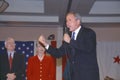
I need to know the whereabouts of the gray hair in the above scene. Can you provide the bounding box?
[4,37,15,45]
[74,13,82,22]
[67,12,82,23]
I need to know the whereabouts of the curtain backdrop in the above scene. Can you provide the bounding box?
[97,42,120,80]
[51,40,57,80]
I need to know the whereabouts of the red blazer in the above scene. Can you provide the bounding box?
[26,55,56,80]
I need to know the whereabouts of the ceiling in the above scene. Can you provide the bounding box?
[0,0,120,27]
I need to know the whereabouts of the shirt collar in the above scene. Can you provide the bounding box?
[72,26,81,40]
[37,54,45,61]
[8,51,14,58]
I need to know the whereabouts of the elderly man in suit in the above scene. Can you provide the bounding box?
[0,37,25,80]
[39,12,99,80]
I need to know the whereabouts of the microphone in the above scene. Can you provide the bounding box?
[39,41,45,48]
[64,27,69,34]
[64,27,72,39]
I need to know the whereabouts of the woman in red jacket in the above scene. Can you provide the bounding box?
[26,42,56,80]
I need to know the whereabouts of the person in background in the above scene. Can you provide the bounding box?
[0,37,25,80]
[39,12,100,80]
[26,41,55,80]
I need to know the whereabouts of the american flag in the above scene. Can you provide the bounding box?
[0,41,34,80]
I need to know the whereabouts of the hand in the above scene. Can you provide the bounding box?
[6,73,16,80]
[38,35,48,47]
[63,33,70,43]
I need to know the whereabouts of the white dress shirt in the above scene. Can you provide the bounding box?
[71,26,81,40]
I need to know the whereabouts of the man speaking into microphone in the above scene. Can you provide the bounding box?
[39,12,99,80]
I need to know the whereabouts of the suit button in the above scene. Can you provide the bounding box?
[40,71,42,73]
[40,67,42,69]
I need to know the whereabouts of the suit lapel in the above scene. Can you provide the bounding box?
[4,53,11,72]
[10,52,16,71]
[76,26,84,40]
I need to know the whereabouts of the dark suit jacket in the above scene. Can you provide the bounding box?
[46,26,99,80]
[0,51,25,80]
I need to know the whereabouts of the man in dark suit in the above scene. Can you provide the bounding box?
[39,12,99,80]
[0,37,25,80]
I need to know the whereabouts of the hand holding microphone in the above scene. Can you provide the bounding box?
[64,33,70,43]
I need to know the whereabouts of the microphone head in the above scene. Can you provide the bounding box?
[38,42,45,48]
[65,27,69,33]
